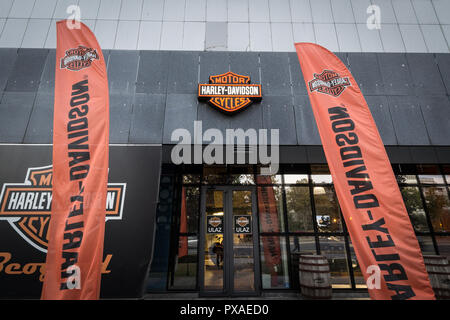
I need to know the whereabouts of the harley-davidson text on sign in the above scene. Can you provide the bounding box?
[198,71,262,113]
[234,215,251,234]
[207,216,223,234]
[0,165,126,253]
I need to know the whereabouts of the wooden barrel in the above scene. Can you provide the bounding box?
[299,254,332,299]
[423,255,450,300]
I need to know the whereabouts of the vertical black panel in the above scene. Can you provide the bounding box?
[377,53,414,96]
[261,95,297,145]
[293,95,321,145]
[23,92,53,143]
[365,95,397,145]
[163,94,198,144]
[109,93,134,144]
[197,102,231,138]
[0,92,36,142]
[418,95,450,146]
[167,51,200,94]
[229,52,260,83]
[136,51,170,94]
[347,53,384,95]
[5,49,48,92]
[0,49,18,92]
[388,95,430,145]
[129,93,166,143]
[406,53,446,96]
[199,51,230,84]
[260,52,291,96]
[436,54,450,96]
[288,52,307,96]
[107,50,139,94]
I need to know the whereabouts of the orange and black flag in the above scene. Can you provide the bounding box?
[41,20,109,300]
[295,43,435,300]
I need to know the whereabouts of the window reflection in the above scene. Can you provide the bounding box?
[400,186,429,232]
[168,235,198,290]
[347,238,366,289]
[284,174,308,184]
[181,187,200,234]
[311,165,333,184]
[257,185,285,233]
[260,236,289,289]
[285,186,313,232]
[417,165,445,184]
[314,186,342,232]
[319,236,351,289]
[416,236,436,256]
[436,236,450,261]
[422,186,450,232]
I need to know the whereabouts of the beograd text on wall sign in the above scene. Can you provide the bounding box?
[198,71,262,113]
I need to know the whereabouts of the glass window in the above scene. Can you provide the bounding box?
[180,186,200,234]
[436,236,450,261]
[400,186,429,232]
[311,165,333,184]
[417,165,445,184]
[285,186,314,232]
[202,166,227,184]
[256,174,282,184]
[284,174,308,184]
[257,186,285,232]
[229,174,255,185]
[289,236,316,255]
[168,235,198,290]
[260,236,290,289]
[347,238,366,289]
[319,236,351,289]
[416,236,436,256]
[182,174,201,184]
[396,174,418,184]
[443,165,450,185]
[314,186,342,232]
[422,186,450,232]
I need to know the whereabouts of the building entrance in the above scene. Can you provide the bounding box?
[199,186,261,296]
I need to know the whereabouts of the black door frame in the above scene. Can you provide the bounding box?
[198,185,261,297]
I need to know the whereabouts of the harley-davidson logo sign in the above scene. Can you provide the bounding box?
[0,165,126,252]
[198,71,262,113]
[60,45,99,71]
[308,69,351,97]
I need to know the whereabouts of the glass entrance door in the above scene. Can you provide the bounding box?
[200,187,260,296]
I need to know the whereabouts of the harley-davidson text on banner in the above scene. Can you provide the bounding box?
[41,20,109,300]
[294,43,435,300]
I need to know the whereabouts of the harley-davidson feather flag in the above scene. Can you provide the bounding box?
[41,20,109,300]
[295,43,434,300]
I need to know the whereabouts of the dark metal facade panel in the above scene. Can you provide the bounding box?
[23,92,53,143]
[288,52,307,96]
[197,102,231,137]
[377,53,414,96]
[109,93,134,144]
[130,93,166,143]
[0,49,18,93]
[418,95,450,146]
[167,51,200,94]
[293,95,321,145]
[38,50,56,93]
[199,51,230,84]
[347,53,385,96]
[406,53,447,96]
[5,49,48,92]
[136,50,170,94]
[163,94,198,144]
[261,95,297,145]
[259,52,291,96]
[0,92,36,142]
[436,53,450,96]
[365,95,397,145]
[229,52,261,84]
[107,50,139,94]
[388,95,431,145]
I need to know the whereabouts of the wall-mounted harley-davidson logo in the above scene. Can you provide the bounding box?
[0,165,126,253]
[198,71,262,113]
[308,69,351,97]
[60,45,99,71]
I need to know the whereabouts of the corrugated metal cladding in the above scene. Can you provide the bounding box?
[0,48,449,155]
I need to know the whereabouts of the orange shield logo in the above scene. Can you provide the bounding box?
[0,165,126,252]
[198,71,262,113]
